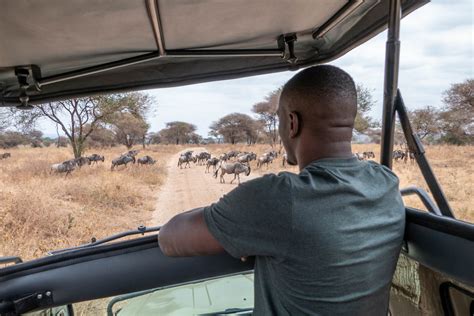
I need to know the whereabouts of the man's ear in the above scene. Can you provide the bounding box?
[289,111,300,138]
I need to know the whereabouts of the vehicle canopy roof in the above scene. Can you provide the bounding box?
[0,0,427,107]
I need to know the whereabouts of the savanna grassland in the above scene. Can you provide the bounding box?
[206,143,474,223]
[0,143,472,263]
[0,145,181,261]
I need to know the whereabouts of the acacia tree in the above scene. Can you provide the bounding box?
[32,93,151,157]
[110,113,149,149]
[439,79,473,144]
[408,106,440,141]
[210,113,258,144]
[159,121,198,144]
[354,84,376,133]
[252,88,281,144]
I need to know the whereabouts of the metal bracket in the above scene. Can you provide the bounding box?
[1,291,54,315]
[280,33,298,64]
[14,65,41,110]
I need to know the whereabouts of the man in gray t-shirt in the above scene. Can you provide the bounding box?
[159,65,405,315]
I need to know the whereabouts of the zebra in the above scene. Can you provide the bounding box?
[111,155,135,170]
[213,162,251,184]
[87,154,105,165]
[137,155,156,165]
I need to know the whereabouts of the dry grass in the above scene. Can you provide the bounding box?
[0,145,178,261]
[0,143,472,262]
[206,143,474,223]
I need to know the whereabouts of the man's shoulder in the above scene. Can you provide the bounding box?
[234,172,294,195]
[365,160,400,181]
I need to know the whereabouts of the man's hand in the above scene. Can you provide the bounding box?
[158,208,225,257]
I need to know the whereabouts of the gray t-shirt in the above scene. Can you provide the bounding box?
[204,157,405,315]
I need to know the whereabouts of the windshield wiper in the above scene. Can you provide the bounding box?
[49,225,161,255]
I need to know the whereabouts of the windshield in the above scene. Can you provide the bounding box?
[0,1,472,314]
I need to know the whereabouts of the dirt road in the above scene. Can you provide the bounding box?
[151,148,258,225]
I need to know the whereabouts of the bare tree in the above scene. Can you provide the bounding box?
[31,93,151,157]
[252,88,281,144]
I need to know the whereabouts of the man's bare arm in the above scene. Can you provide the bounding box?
[158,207,225,257]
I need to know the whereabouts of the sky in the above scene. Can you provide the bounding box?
[40,0,473,138]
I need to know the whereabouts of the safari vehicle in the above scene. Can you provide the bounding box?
[0,0,473,315]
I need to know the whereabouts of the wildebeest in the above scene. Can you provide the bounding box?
[214,162,251,184]
[88,154,105,165]
[137,155,156,165]
[0,153,11,159]
[182,150,193,158]
[219,153,229,161]
[121,150,139,158]
[393,150,405,162]
[75,156,91,167]
[196,152,211,165]
[111,155,135,170]
[205,157,220,173]
[226,150,241,159]
[237,152,256,164]
[363,151,375,159]
[50,160,76,176]
[178,154,196,169]
[257,154,274,168]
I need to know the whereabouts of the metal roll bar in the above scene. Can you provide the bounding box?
[380,0,401,169]
[400,186,441,215]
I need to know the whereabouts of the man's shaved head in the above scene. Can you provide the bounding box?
[278,65,357,167]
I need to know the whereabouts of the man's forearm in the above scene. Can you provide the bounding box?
[158,208,224,257]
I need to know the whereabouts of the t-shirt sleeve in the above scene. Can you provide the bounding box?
[203,173,293,259]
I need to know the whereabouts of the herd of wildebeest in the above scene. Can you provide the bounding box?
[175,148,414,185]
[0,148,415,181]
[0,150,156,176]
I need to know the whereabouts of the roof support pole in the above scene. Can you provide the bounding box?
[380,0,401,169]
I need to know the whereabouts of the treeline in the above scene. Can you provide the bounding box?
[403,79,473,145]
[1,79,471,151]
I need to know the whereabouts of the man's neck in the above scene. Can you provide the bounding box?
[296,139,353,171]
